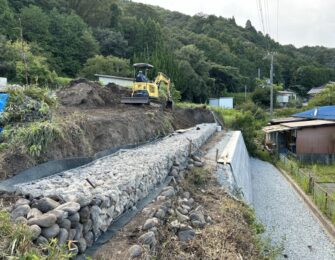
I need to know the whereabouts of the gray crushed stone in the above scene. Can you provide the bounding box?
[251,158,335,260]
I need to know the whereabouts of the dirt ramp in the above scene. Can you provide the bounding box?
[57,78,131,108]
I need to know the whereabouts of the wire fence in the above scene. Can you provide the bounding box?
[280,154,335,224]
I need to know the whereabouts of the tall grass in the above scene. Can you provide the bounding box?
[2,121,63,157]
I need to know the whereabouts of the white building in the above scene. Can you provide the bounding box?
[0,77,7,92]
[277,90,297,106]
[209,97,234,109]
[95,74,133,87]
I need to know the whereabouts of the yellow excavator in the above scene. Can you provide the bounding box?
[121,63,173,109]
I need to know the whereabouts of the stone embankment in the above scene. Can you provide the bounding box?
[9,123,217,255]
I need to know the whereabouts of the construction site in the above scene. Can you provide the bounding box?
[1,0,335,258]
[0,78,333,260]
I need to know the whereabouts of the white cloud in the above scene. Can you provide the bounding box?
[134,0,335,48]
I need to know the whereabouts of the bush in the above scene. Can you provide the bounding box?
[2,121,63,157]
[80,55,131,79]
[0,86,57,125]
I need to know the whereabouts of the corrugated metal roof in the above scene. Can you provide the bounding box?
[263,125,291,133]
[281,120,335,128]
[292,106,335,121]
[270,117,307,124]
[307,81,334,95]
[95,74,133,81]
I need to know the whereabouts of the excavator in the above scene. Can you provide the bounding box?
[121,63,173,109]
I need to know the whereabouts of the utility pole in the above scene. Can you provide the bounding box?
[19,18,28,85]
[258,68,261,79]
[270,53,274,118]
[244,85,247,101]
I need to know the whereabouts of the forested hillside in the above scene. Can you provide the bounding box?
[1,0,335,102]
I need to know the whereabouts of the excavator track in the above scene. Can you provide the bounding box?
[120,96,150,105]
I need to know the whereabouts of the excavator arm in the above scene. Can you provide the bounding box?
[154,72,173,109]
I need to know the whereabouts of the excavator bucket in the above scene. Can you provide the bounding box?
[121,96,150,105]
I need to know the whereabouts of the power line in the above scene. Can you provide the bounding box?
[265,0,272,36]
[276,0,279,42]
[257,0,266,35]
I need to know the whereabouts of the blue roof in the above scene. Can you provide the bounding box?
[292,106,335,121]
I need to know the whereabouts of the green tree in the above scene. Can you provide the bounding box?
[80,55,131,79]
[0,0,16,39]
[175,45,211,102]
[309,83,335,106]
[5,40,56,85]
[20,5,50,46]
[93,28,128,57]
[48,10,98,76]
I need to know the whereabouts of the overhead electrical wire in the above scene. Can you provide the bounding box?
[257,0,266,35]
[264,0,272,36]
[276,0,279,42]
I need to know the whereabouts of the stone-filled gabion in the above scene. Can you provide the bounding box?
[11,124,217,255]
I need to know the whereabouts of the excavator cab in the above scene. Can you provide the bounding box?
[121,63,173,109]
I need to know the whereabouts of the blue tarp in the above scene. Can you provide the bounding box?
[0,93,9,133]
[292,105,335,121]
[0,93,9,112]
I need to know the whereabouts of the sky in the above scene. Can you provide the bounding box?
[134,0,335,48]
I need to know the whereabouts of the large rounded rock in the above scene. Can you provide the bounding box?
[29,225,41,240]
[83,219,93,234]
[57,228,68,246]
[154,209,166,220]
[84,231,94,247]
[189,211,206,225]
[27,208,42,220]
[14,198,30,208]
[138,231,156,247]
[36,236,48,245]
[11,204,30,220]
[178,227,195,241]
[161,187,175,197]
[28,214,57,228]
[41,224,60,239]
[34,198,60,213]
[68,229,76,241]
[59,218,71,230]
[77,238,87,253]
[128,244,142,258]
[74,223,83,241]
[49,210,68,223]
[79,206,90,222]
[15,216,28,224]
[143,218,159,231]
[69,212,80,227]
[176,210,189,222]
[55,202,80,215]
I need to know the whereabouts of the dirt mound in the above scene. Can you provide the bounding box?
[172,107,215,129]
[57,78,131,108]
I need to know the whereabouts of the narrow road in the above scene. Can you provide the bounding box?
[251,158,335,260]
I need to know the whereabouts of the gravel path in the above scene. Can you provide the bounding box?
[251,158,335,260]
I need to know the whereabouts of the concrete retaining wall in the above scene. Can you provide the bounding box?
[11,123,217,254]
[218,131,252,203]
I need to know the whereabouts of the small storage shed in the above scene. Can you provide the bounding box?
[95,74,133,87]
[209,97,233,109]
[263,106,335,164]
